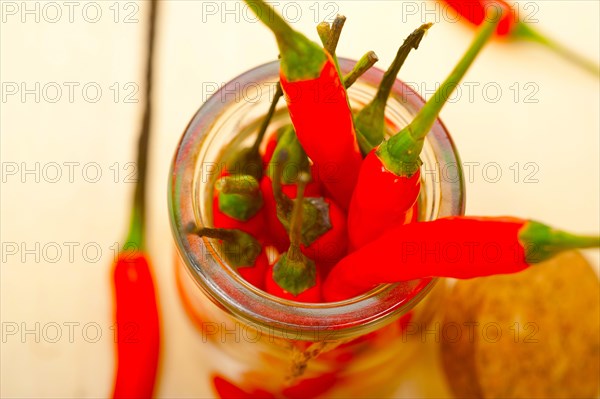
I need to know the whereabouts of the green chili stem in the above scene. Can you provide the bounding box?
[187,224,262,268]
[287,173,309,262]
[326,15,345,77]
[251,83,283,154]
[380,10,499,176]
[519,221,600,264]
[246,0,294,43]
[354,23,431,156]
[343,51,379,89]
[124,0,158,251]
[325,15,345,55]
[317,22,331,46]
[408,11,499,141]
[512,21,599,77]
[272,172,316,296]
[187,225,236,242]
[374,23,432,105]
[244,0,326,80]
[272,150,294,215]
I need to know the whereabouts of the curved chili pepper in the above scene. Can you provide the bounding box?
[213,175,266,240]
[112,252,160,399]
[187,225,269,289]
[324,217,600,302]
[348,11,500,250]
[354,23,432,155]
[245,0,362,210]
[265,173,322,302]
[441,0,599,75]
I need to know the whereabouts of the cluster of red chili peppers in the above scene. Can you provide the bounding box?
[184,0,600,310]
[175,2,600,398]
[107,1,598,398]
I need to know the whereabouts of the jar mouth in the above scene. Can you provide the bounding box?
[169,58,465,339]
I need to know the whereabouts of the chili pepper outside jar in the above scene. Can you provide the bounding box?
[169,58,465,398]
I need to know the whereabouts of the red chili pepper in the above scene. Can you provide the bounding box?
[112,2,160,397]
[187,225,268,290]
[245,0,362,211]
[112,252,160,399]
[301,196,347,276]
[354,23,432,155]
[441,0,599,75]
[265,172,322,302]
[410,203,419,223]
[444,0,514,35]
[213,175,266,240]
[348,12,500,250]
[324,217,600,302]
[281,54,361,211]
[348,154,421,250]
[342,50,380,89]
[238,251,270,290]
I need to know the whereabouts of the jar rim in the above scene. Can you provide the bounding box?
[168,58,465,340]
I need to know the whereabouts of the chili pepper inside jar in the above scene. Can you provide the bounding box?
[168,59,465,398]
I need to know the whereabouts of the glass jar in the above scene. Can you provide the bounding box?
[168,58,465,398]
